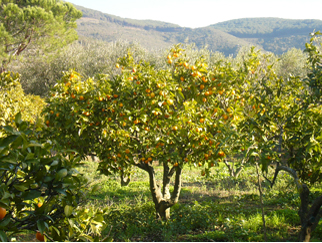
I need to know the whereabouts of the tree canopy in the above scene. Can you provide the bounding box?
[0,0,82,72]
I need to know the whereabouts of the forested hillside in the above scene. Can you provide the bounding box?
[74,4,322,55]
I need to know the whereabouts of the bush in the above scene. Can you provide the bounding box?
[0,115,108,241]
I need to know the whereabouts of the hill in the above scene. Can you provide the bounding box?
[74,4,322,55]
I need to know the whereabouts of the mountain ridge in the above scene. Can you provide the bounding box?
[73,4,322,55]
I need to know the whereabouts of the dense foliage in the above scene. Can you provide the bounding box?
[0,71,45,137]
[0,0,82,72]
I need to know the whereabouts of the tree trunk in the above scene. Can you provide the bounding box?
[120,171,131,187]
[256,163,267,241]
[298,194,322,242]
[138,162,182,220]
[270,166,322,242]
[156,202,171,220]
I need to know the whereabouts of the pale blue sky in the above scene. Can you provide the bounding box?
[66,0,322,28]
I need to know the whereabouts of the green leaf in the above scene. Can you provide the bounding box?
[15,112,22,126]
[0,230,8,242]
[2,126,16,135]
[13,184,28,192]
[0,135,18,150]
[27,141,43,148]
[93,214,104,223]
[64,205,73,217]
[56,168,68,180]
[0,216,10,227]
[25,153,35,160]
[54,188,67,196]
[24,190,42,200]
[37,220,46,234]
[1,192,13,200]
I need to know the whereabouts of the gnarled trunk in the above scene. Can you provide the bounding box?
[298,192,322,242]
[270,165,322,242]
[138,162,182,220]
[120,171,131,187]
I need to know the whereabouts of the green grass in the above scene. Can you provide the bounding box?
[75,160,322,242]
[19,160,322,241]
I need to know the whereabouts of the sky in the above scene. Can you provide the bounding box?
[66,0,322,28]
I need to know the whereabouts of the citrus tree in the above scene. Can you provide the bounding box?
[0,71,45,137]
[231,34,322,241]
[0,114,107,241]
[43,44,246,220]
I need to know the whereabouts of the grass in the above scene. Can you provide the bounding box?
[19,160,322,242]
[76,160,322,242]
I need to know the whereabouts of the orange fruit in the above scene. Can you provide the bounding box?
[218,151,225,157]
[36,232,45,242]
[167,99,174,105]
[115,63,120,68]
[37,203,43,208]
[45,120,50,125]
[180,76,185,82]
[79,96,84,100]
[134,119,140,125]
[0,207,6,220]
[174,162,179,167]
